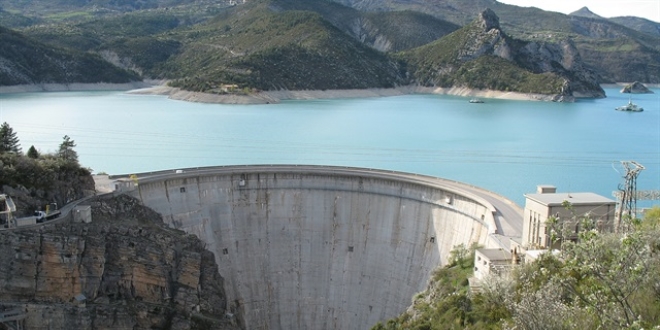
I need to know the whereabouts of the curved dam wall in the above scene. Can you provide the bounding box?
[129,166,497,330]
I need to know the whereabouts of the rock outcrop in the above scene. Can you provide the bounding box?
[621,81,654,94]
[404,9,605,101]
[0,194,241,330]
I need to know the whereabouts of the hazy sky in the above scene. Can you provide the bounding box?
[498,0,660,22]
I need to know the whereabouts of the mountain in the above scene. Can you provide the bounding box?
[401,9,604,100]
[264,0,460,52]
[0,26,140,86]
[609,16,660,37]
[161,1,409,92]
[329,0,660,84]
[569,7,602,20]
[2,0,658,94]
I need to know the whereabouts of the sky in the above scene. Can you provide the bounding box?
[498,0,660,22]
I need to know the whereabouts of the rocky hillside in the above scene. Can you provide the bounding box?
[0,194,242,330]
[401,9,604,100]
[263,0,460,52]
[0,26,140,86]
[329,0,660,84]
[165,2,409,92]
[2,0,658,93]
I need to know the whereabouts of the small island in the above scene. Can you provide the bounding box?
[621,81,654,94]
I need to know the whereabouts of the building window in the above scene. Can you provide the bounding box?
[348,246,354,252]
[429,236,435,243]
[222,248,228,255]
[180,187,186,193]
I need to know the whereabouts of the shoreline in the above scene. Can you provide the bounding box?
[3,81,655,104]
[0,81,154,94]
[127,84,558,104]
[0,81,557,103]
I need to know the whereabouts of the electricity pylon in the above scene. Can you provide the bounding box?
[615,161,645,231]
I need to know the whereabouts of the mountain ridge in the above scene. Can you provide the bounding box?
[1,0,656,99]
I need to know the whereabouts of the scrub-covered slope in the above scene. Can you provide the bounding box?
[0,26,139,86]
[401,9,604,100]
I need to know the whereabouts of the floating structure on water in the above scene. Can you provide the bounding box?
[615,98,643,112]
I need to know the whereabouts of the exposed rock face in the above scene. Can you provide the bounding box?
[515,38,604,100]
[0,194,241,330]
[621,81,654,94]
[478,8,499,32]
[457,10,604,99]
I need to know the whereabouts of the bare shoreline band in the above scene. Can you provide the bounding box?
[1,82,651,104]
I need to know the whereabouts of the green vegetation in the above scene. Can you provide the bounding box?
[4,0,658,92]
[0,122,21,154]
[400,17,566,94]
[361,11,460,52]
[452,56,564,94]
[372,209,660,330]
[58,135,78,163]
[0,26,140,85]
[372,243,509,330]
[0,8,41,28]
[165,6,408,92]
[0,123,91,215]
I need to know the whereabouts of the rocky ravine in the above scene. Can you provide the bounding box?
[0,194,242,330]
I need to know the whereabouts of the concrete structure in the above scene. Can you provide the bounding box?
[0,194,16,228]
[126,165,522,330]
[522,185,616,250]
[15,217,37,227]
[473,248,513,281]
[73,205,92,223]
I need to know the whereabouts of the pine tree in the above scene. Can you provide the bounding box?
[27,145,40,159]
[0,122,21,154]
[58,135,78,163]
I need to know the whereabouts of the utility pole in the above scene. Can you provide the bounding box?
[616,160,645,231]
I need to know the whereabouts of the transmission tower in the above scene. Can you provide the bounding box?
[616,160,645,229]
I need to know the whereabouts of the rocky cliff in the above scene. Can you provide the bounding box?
[402,9,605,100]
[0,194,241,330]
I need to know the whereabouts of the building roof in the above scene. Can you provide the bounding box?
[524,192,616,206]
[476,248,511,261]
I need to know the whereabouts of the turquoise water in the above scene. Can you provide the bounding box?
[1,88,658,207]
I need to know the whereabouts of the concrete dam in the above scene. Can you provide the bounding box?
[126,165,519,329]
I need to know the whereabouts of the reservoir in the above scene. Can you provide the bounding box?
[0,87,658,207]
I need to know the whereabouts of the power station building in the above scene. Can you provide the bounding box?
[521,185,616,250]
[472,185,617,284]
